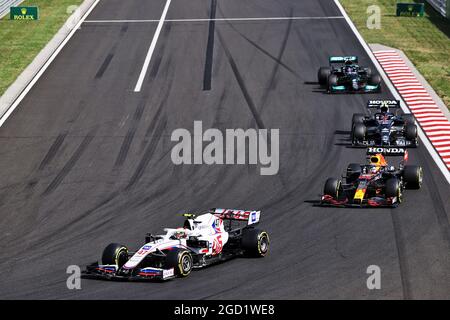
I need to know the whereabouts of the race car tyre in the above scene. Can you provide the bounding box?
[324,178,342,199]
[328,74,338,92]
[318,67,331,86]
[352,123,366,142]
[352,113,365,126]
[402,114,415,126]
[346,163,361,183]
[405,124,417,140]
[102,243,129,268]
[365,67,372,78]
[242,228,270,257]
[403,165,423,189]
[351,114,365,140]
[369,74,381,86]
[165,249,193,277]
[385,178,402,203]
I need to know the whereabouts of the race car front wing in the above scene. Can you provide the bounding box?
[319,194,399,208]
[329,84,381,94]
[82,263,176,281]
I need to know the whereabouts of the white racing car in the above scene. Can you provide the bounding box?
[83,208,270,281]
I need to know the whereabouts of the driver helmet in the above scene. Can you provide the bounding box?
[380,106,389,114]
[173,229,187,239]
[344,60,355,72]
[369,153,387,168]
[345,59,353,66]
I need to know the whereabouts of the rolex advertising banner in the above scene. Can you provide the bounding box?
[10,6,38,20]
[396,3,425,16]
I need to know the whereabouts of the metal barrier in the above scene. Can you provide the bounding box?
[426,0,450,18]
[0,0,24,19]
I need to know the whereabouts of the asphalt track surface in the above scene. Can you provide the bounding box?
[0,0,449,299]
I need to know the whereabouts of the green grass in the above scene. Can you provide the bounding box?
[0,0,83,96]
[340,0,450,109]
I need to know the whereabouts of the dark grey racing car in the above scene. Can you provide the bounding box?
[351,100,418,148]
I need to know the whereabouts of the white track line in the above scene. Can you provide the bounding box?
[133,0,172,93]
[0,0,101,128]
[334,0,450,184]
[84,16,345,24]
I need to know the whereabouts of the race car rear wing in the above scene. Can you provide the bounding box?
[367,147,409,168]
[367,147,407,156]
[211,208,260,226]
[367,100,400,109]
[329,56,358,64]
[367,147,409,164]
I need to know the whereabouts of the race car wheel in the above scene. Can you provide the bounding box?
[328,74,338,92]
[402,114,415,126]
[352,113,365,126]
[403,165,423,189]
[242,228,270,257]
[352,123,366,143]
[346,163,361,183]
[324,178,342,199]
[365,67,372,77]
[102,243,129,268]
[369,74,381,86]
[405,124,417,140]
[318,67,331,86]
[385,178,402,203]
[165,249,193,277]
